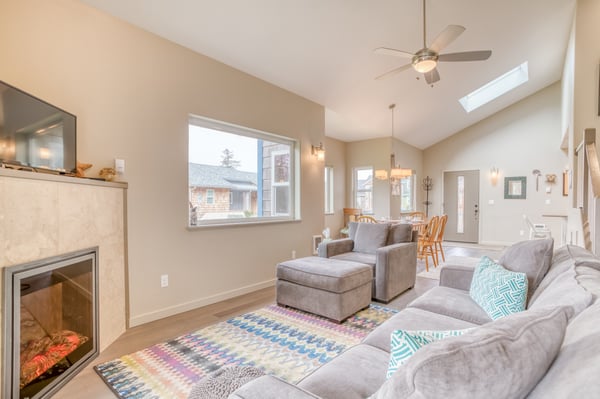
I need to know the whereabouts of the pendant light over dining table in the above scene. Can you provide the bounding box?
[375,104,412,182]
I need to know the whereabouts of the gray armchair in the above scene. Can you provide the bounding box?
[318,222,417,302]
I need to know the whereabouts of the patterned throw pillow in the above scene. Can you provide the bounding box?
[470,256,528,320]
[387,329,470,378]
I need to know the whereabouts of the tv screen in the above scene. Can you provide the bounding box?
[0,80,76,173]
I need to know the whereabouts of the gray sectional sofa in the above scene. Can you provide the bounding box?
[230,241,600,399]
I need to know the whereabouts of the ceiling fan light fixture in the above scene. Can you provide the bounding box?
[413,58,437,73]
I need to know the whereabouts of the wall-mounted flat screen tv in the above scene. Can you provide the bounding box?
[0,80,76,173]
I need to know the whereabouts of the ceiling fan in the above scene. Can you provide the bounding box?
[374,0,492,85]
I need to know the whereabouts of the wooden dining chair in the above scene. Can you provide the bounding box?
[434,214,448,263]
[357,215,378,223]
[417,216,439,272]
[409,211,426,221]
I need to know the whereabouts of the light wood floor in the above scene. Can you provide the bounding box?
[54,243,502,399]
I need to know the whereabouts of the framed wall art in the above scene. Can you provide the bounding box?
[504,176,527,199]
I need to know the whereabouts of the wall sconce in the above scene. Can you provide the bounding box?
[545,174,556,193]
[490,167,499,185]
[311,143,325,161]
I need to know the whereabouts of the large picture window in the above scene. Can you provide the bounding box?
[188,115,298,226]
[353,167,373,214]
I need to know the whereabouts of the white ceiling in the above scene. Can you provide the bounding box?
[80,0,575,149]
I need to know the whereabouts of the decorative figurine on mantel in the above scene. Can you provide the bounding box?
[99,167,116,181]
[76,162,92,177]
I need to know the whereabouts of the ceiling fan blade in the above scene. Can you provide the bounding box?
[375,63,413,80]
[374,47,415,58]
[424,68,440,85]
[438,50,492,62]
[429,25,465,53]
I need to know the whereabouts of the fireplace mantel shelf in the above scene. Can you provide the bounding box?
[0,167,128,189]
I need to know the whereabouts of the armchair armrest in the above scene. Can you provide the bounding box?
[374,242,417,302]
[229,375,321,399]
[318,238,354,258]
[439,264,476,291]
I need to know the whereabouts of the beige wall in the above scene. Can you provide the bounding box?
[0,0,326,326]
[424,82,568,245]
[324,137,346,238]
[346,137,423,220]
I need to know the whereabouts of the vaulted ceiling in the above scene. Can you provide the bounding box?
[80,0,575,149]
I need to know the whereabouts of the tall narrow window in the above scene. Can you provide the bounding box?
[354,167,373,214]
[400,173,415,212]
[324,166,334,214]
[457,175,465,234]
[188,115,298,226]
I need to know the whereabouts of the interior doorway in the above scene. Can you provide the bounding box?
[443,170,480,243]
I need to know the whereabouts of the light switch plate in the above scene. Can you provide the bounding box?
[115,158,125,174]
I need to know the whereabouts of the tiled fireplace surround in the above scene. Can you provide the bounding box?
[0,168,127,394]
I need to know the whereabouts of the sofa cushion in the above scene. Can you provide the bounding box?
[348,221,359,241]
[386,223,413,245]
[387,329,470,378]
[527,302,600,398]
[528,267,592,316]
[298,344,388,399]
[469,256,528,320]
[277,257,372,293]
[370,306,572,399]
[498,238,553,300]
[408,286,492,325]
[363,307,478,352]
[353,223,390,254]
[330,252,376,267]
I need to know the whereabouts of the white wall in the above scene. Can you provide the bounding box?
[0,0,326,326]
[424,83,569,245]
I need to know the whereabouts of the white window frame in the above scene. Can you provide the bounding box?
[188,114,300,227]
[271,150,291,216]
[324,166,334,215]
[206,189,215,205]
[400,174,416,213]
[353,166,373,214]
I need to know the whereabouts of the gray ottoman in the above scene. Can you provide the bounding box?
[276,256,373,322]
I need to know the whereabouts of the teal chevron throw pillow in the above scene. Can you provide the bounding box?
[387,329,470,379]
[470,256,528,320]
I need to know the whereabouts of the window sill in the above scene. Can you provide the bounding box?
[187,218,302,230]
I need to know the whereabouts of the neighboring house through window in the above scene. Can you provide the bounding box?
[188,115,298,226]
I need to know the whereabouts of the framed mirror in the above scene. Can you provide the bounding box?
[504,176,526,199]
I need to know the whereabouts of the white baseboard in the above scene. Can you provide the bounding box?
[129,278,276,327]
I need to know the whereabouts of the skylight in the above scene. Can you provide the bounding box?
[459,62,529,113]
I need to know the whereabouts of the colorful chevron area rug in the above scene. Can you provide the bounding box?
[95,304,397,399]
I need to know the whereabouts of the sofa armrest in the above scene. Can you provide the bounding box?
[374,242,418,302]
[228,375,321,399]
[318,238,354,258]
[439,264,476,291]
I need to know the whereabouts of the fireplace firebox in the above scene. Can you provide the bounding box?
[3,248,99,399]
